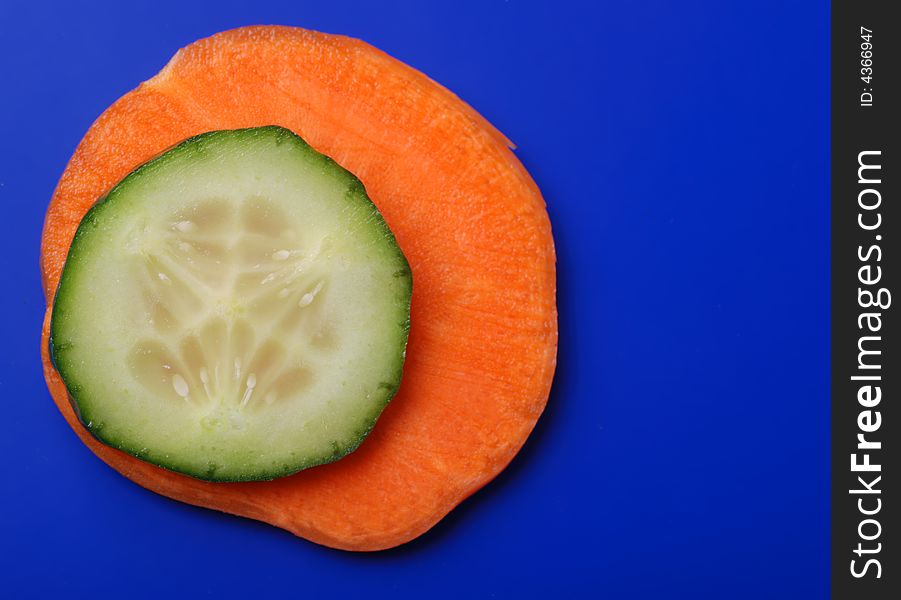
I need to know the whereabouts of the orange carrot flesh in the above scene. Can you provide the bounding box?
[40,26,557,551]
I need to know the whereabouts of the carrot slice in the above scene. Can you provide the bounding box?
[40,26,556,551]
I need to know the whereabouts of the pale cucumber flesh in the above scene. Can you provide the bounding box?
[50,127,412,482]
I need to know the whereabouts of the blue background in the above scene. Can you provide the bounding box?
[0,1,830,597]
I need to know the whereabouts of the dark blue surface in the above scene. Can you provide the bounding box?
[0,1,829,597]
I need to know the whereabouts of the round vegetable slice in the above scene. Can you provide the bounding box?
[50,126,412,482]
[41,26,557,551]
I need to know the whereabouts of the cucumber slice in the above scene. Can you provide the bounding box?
[50,127,412,482]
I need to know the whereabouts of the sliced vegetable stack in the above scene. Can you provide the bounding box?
[41,25,557,551]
